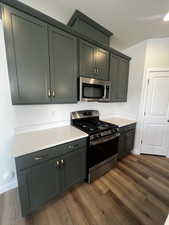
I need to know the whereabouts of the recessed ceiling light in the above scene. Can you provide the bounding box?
[163,12,169,21]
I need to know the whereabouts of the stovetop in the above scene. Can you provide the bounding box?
[72,118,118,135]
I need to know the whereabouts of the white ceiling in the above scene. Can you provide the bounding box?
[20,0,169,50]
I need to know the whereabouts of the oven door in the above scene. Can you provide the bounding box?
[88,136,119,169]
[79,77,110,102]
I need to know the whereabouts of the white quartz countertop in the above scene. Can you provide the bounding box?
[165,215,169,225]
[102,117,136,127]
[12,126,88,158]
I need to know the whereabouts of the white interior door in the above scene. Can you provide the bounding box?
[141,71,169,156]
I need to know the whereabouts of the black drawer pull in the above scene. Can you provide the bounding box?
[34,154,48,161]
[68,144,79,150]
[73,144,79,148]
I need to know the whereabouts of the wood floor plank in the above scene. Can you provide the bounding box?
[1,154,169,225]
[110,169,167,224]
[112,167,169,215]
[118,160,169,206]
[108,171,165,225]
[148,156,169,170]
[83,184,121,225]
[101,173,155,225]
[90,183,141,225]
[50,196,74,225]
[138,155,169,179]
[63,191,90,225]
[93,179,109,194]
[124,156,169,189]
[72,183,114,225]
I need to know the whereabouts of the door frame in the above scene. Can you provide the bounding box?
[137,68,169,158]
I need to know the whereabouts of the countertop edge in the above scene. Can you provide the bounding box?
[102,117,136,127]
[13,134,88,158]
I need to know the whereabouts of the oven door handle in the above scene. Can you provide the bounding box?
[90,134,120,146]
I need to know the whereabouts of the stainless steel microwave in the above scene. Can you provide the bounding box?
[79,77,111,102]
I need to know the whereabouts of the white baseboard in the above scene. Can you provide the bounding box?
[132,148,140,155]
[0,179,17,195]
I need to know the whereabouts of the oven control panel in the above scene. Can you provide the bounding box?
[90,127,120,142]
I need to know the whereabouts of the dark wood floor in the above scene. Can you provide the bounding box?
[1,154,169,225]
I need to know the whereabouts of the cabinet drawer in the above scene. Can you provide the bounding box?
[119,123,136,133]
[15,138,87,171]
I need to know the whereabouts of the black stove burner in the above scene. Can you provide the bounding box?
[73,118,117,134]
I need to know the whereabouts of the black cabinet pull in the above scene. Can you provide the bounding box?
[34,154,48,161]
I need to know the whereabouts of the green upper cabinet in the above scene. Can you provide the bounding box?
[2,5,51,105]
[79,40,96,77]
[79,40,109,80]
[109,54,130,102]
[49,26,78,103]
[95,48,109,80]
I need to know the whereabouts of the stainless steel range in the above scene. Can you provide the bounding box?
[71,110,120,183]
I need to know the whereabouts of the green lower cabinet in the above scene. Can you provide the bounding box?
[63,148,86,191]
[18,156,62,216]
[16,140,87,216]
[118,125,136,159]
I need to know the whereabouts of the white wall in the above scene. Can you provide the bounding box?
[136,37,169,155]
[19,0,69,24]
[122,37,169,155]
[119,41,148,154]
[0,20,16,193]
[145,37,169,68]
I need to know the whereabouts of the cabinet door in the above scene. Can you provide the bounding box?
[79,40,96,77]
[23,157,61,214]
[118,133,128,159]
[109,54,129,102]
[126,129,135,153]
[118,129,135,159]
[118,57,129,102]
[2,6,51,104]
[95,48,109,80]
[62,148,86,191]
[49,26,78,103]
[109,54,120,101]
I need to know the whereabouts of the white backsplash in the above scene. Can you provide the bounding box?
[13,102,119,134]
